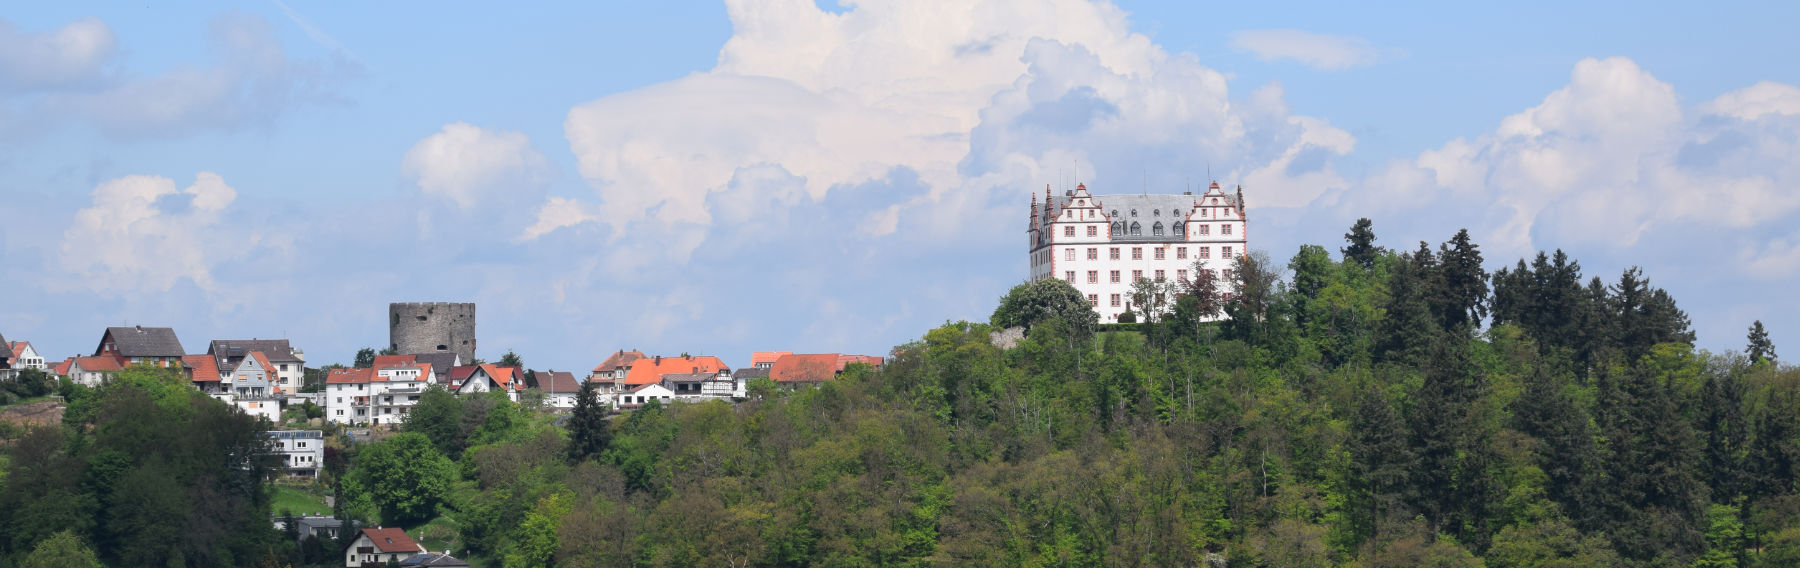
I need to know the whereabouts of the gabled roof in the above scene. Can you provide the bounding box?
[97,326,185,357]
[208,339,301,362]
[357,527,423,554]
[447,365,478,381]
[245,351,277,376]
[768,353,838,383]
[9,341,33,357]
[734,367,770,380]
[411,353,459,377]
[592,349,645,373]
[0,332,13,360]
[182,355,222,382]
[627,382,674,395]
[534,370,581,393]
[70,355,124,372]
[326,367,375,384]
[623,355,729,386]
[750,351,791,366]
[53,358,73,375]
[372,354,417,369]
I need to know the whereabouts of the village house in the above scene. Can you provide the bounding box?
[618,383,675,408]
[183,354,227,396]
[7,340,46,371]
[530,369,582,409]
[767,353,886,385]
[659,368,741,401]
[94,325,186,368]
[455,363,523,402]
[268,430,325,479]
[208,339,307,400]
[0,332,12,380]
[343,527,425,568]
[65,355,124,387]
[222,350,284,422]
[587,349,645,403]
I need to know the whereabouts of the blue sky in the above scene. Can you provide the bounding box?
[3,0,1797,372]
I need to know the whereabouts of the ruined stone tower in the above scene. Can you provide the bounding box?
[389,302,476,363]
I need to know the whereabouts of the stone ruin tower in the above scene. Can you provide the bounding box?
[389,302,476,363]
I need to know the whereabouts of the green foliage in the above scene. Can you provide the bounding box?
[20,530,102,568]
[565,381,612,464]
[354,347,376,368]
[343,432,456,525]
[404,385,465,457]
[1747,320,1776,364]
[498,349,524,369]
[990,277,1098,337]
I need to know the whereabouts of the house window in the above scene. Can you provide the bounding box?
[1087,226,1098,237]
[1223,269,1234,280]
[1064,226,1075,237]
[1223,224,1233,235]
[1177,247,1187,259]
[1065,271,1075,281]
[1175,223,1185,235]
[1223,246,1233,258]
[1088,294,1098,306]
[1132,247,1143,260]
[1130,222,1141,235]
[1154,248,1165,260]
[1111,294,1122,307]
[1198,225,1210,235]
[1199,247,1211,259]
[1088,270,1098,283]
[1065,248,1075,261]
[1109,248,1120,260]
[1133,270,1143,281]
[1178,269,1188,282]
[1110,270,1121,283]
[1155,270,1165,281]
[1087,248,1098,260]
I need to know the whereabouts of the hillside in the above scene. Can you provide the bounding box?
[2,222,1797,567]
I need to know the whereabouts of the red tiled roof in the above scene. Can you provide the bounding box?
[623,355,728,386]
[53,358,73,375]
[750,351,791,366]
[836,354,885,369]
[182,354,221,382]
[359,527,423,554]
[249,351,277,375]
[326,367,375,384]
[592,349,645,373]
[768,353,838,383]
[71,355,125,372]
[9,341,30,355]
[448,365,478,381]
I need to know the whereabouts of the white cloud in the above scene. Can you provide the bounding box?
[0,17,116,91]
[1360,57,1800,261]
[57,172,242,294]
[1229,29,1389,70]
[404,122,548,210]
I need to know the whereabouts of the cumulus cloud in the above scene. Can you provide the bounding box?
[1229,29,1390,70]
[1362,57,1800,258]
[404,122,548,210]
[0,17,116,91]
[58,172,243,294]
[546,0,1353,262]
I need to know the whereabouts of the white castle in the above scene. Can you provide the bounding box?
[1028,181,1247,322]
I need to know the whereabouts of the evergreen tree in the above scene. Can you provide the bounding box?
[1343,218,1380,270]
[1376,243,1441,366]
[1350,387,1414,542]
[1747,320,1777,363]
[566,380,613,464]
[1611,267,1695,362]
[1699,372,1750,504]
[1434,229,1489,332]
[1512,361,1601,525]
[1407,340,1476,535]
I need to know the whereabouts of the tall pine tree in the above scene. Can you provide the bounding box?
[566,380,613,464]
[1747,320,1777,363]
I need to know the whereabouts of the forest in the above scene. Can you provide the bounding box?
[1,218,1796,567]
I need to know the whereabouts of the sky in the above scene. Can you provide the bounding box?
[2,0,1797,372]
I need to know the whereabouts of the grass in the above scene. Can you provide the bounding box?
[411,516,460,556]
[270,485,331,517]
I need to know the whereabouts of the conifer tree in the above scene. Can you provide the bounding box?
[1350,387,1413,542]
[1342,218,1380,270]
[566,380,613,464]
[1434,229,1488,332]
[1747,320,1776,363]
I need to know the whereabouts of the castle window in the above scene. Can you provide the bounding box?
[1111,294,1121,307]
[1174,222,1184,235]
[1087,248,1098,260]
[1110,270,1120,283]
[1087,226,1098,237]
[1200,247,1211,259]
[1223,246,1233,258]
[1133,270,1143,281]
[1152,222,1164,236]
[1155,270,1165,281]
[1064,226,1075,237]
[1112,222,1123,234]
[1155,248,1165,260]
[1132,247,1143,260]
[1088,294,1098,306]
[1130,222,1141,235]
[1178,269,1188,282]
[1110,247,1120,260]
[1177,247,1187,259]
[1223,269,1233,280]
[1153,209,1160,216]
[1197,224,1210,236]
[1088,271,1098,283]
[1065,248,1075,261]
[1111,210,1118,218]
[1065,271,1075,281]
[1131,209,1137,217]
[1223,224,1233,235]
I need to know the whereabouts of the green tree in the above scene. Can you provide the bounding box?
[566,380,613,464]
[21,530,103,568]
[403,386,465,458]
[1343,217,1380,270]
[499,349,524,368]
[344,432,456,525]
[354,348,376,368]
[1434,228,1488,332]
[990,277,1098,337]
[1747,320,1776,364]
[1349,387,1413,543]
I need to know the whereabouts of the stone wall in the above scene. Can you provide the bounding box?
[389,302,476,363]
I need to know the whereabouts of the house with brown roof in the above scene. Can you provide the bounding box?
[749,351,791,370]
[324,360,437,426]
[660,369,741,401]
[529,369,582,409]
[94,325,185,368]
[208,339,306,396]
[183,354,227,396]
[343,527,425,568]
[767,353,886,385]
[456,364,523,402]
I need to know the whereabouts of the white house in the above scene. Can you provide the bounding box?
[325,367,376,425]
[617,383,675,408]
[455,364,522,402]
[268,430,325,480]
[66,356,123,387]
[224,351,284,422]
[344,527,424,567]
[7,341,45,371]
[325,361,436,426]
[209,339,307,402]
[660,368,741,401]
[1027,181,1247,322]
[532,370,582,409]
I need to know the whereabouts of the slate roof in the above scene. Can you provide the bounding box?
[734,367,770,380]
[357,527,423,554]
[533,370,581,393]
[209,339,301,363]
[660,372,716,384]
[98,326,185,358]
[412,353,458,377]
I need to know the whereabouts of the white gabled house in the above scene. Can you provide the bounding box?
[344,527,425,567]
[617,383,675,408]
[455,364,522,402]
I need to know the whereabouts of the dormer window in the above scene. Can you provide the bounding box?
[1153,209,1160,216]
[1111,210,1118,218]
[1131,209,1138,217]
[1153,222,1164,236]
[1130,222,1141,236]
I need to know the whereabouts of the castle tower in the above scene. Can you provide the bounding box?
[389,302,476,363]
